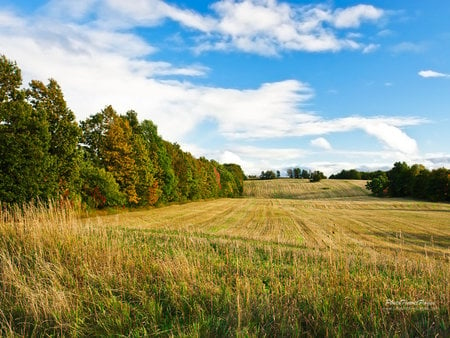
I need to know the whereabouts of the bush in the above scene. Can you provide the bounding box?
[79,162,126,208]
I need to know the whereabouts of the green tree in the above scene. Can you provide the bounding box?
[301,169,310,179]
[124,111,160,205]
[427,168,449,202]
[139,120,177,203]
[0,55,57,204]
[79,161,126,208]
[366,173,389,197]
[81,106,139,205]
[260,170,276,180]
[102,107,139,204]
[388,162,412,197]
[27,79,81,198]
[224,163,245,196]
[310,171,326,182]
[286,168,293,178]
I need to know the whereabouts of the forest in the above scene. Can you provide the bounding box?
[0,55,245,208]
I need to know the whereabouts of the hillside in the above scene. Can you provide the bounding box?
[244,178,371,199]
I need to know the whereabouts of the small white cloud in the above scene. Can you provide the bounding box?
[333,4,384,28]
[362,43,379,54]
[310,137,332,150]
[418,70,450,78]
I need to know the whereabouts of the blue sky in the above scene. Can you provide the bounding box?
[1,0,449,175]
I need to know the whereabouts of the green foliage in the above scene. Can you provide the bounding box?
[27,79,82,198]
[0,55,22,102]
[0,55,58,204]
[260,170,277,180]
[310,171,326,182]
[224,163,245,195]
[139,121,177,203]
[365,173,389,197]
[287,167,309,179]
[0,55,245,207]
[366,163,449,202]
[426,168,449,202]
[79,161,126,208]
[388,161,412,197]
[330,169,362,180]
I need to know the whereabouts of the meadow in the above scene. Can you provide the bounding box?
[1,180,449,336]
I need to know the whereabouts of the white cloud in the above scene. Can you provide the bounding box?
[418,70,450,78]
[0,4,424,176]
[362,43,379,54]
[49,0,385,56]
[199,1,385,55]
[310,137,332,150]
[0,7,420,154]
[332,4,384,28]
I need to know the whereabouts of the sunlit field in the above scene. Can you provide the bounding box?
[1,180,449,336]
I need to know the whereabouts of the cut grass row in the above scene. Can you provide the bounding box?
[244,179,371,200]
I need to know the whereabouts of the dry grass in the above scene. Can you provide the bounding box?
[101,197,450,258]
[244,178,371,200]
[1,181,449,336]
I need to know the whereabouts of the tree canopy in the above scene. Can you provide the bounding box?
[0,55,244,208]
[366,162,449,202]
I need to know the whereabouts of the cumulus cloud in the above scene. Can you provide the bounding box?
[199,1,385,55]
[332,4,383,28]
[418,70,450,78]
[310,137,332,150]
[42,0,385,56]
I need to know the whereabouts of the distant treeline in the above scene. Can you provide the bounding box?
[256,168,326,182]
[365,162,449,202]
[0,55,244,208]
[329,164,448,202]
[329,169,384,180]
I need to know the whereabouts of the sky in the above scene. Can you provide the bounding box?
[0,0,449,176]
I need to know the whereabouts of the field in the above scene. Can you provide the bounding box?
[1,180,449,336]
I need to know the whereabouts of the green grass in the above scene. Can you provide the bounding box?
[1,181,449,336]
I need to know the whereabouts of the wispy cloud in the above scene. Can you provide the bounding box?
[391,41,425,54]
[418,70,450,78]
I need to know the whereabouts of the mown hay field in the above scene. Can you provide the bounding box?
[1,180,449,336]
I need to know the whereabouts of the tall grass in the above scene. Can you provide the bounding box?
[1,200,449,336]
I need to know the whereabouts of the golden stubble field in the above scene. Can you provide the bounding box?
[1,179,449,336]
[100,179,449,258]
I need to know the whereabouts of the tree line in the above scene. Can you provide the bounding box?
[0,55,245,208]
[257,168,326,182]
[329,169,385,180]
[365,162,449,202]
